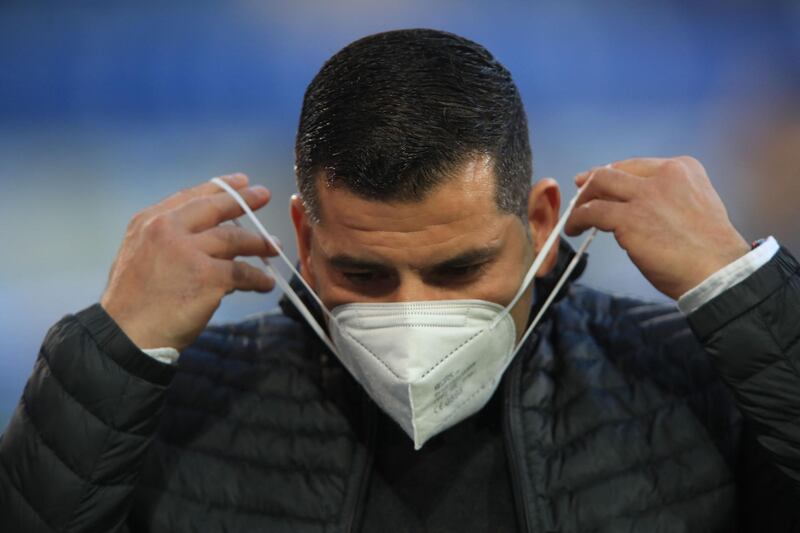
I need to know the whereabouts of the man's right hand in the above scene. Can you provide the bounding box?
[100,173,278,352]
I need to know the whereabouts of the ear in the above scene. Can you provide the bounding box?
[290,194,316,289]
[527,178,561,276]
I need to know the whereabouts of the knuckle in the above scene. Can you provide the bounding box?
[128,208,149,230]
[587,169,608,189]
[583,172,600,190]
[677,154,705,175]
[143,213,172,239]
[613,226,628,245]
[164,187,194,207]
[166,189,185,203]
[660,159,686,175]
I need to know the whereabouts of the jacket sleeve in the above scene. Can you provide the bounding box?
[687,247,800,524]
[0,304,176,533]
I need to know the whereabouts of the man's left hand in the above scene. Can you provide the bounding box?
[564,156,751,300]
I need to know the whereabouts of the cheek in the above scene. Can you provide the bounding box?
[508,288,534,342]
[488,234,534,305]
[499,237,536,340]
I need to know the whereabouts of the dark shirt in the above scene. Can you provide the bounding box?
[361,390,518,532]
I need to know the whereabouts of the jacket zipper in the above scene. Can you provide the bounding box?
[344,397,377,533]
[504,354,534,533]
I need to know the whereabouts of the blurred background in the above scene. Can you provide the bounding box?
[1,0,799,428]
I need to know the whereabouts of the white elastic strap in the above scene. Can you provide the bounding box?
[492,183,589,328]
[514,227,597,352]
[210,178,338,355]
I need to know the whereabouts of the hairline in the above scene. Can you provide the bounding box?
[299,156,530,225]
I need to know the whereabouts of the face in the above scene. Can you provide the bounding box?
[290,156,561,341]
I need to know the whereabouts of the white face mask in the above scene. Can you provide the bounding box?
[211,177,596,449]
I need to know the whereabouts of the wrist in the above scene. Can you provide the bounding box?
[675,236,750,299]
[100,298,173,351]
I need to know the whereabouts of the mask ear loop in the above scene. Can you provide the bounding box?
[210,178,339,355]
[490,181,591,330]
[513,227,597,353]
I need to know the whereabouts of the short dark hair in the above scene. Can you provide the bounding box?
[295,28,532,223]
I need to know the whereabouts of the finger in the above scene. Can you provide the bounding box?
[575,167,644,207]
[575,163,613,187]
[197,225,279,259]
[176,185,271,232]
[214,259,276,294]
[157,173,250,213]
[564,198,625,236]
[607,157,669,177]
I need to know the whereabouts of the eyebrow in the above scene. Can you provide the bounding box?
[327,245,502,272]
[431,246,501,271]
[328,255,392,271]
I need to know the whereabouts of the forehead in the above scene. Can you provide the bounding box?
[312,157,519,265]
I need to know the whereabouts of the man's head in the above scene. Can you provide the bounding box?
[291,29,561,338]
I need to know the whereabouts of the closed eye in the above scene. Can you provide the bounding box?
[427,262,488,284]
[343,271,381,282]
[341,269,392,285]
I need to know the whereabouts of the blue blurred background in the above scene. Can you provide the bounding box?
[2,0,799,428]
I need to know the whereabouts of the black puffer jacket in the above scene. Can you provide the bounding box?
[2,244,800,532]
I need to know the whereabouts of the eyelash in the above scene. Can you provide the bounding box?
[343,271,385,283]
[435,263,487,281]
[342,263,486,285]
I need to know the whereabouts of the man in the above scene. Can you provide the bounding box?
[1,28,798,532]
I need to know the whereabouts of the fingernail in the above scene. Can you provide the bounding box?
[249,185,269,198]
